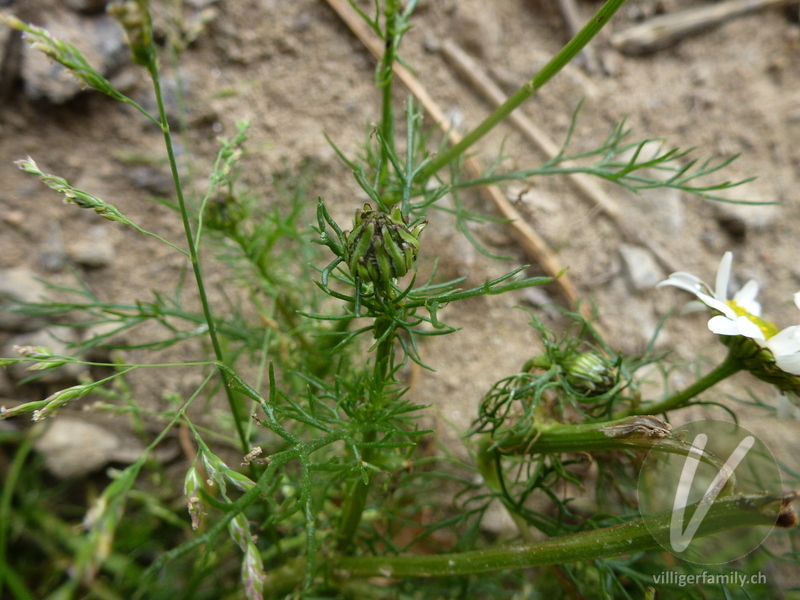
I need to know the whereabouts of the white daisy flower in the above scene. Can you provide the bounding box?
[657,251,773,341]
[660,253,800,399]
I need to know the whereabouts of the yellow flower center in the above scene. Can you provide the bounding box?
[727,301,780,339]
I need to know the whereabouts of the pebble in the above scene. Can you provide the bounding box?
[33,416,180,478]
[39,222,67,272]
[0,267,49,331]
[125,165,175,196]
[21,11,128,103]
[712,181,780,240]
[83,320,129,360]
[136,72,191,128]
[67,225,115,268]
[618,243,664,291]
[2,326,88,383]
[450,2,500,59]
[35,417,125,478]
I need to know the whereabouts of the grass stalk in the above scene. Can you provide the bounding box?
[147,65,250,455]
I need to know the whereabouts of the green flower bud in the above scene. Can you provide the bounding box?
[562,352,617,398]
[205,195,245,234]
[343,204,426,284]
[184,466,206,531]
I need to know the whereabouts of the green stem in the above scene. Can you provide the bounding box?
[378,0,398,190]
[335,433,374,553]
[481,416,735,490]
[336,319,395,552]
[418,0,626,181]
[331,492,789,578]
[148,65,249,454]
[618,352,743,417]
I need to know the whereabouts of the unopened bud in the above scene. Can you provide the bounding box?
[343,204,426,284]
[229,513,251,552]
[201,450,228,493]
[205,195,245,234]
[184,466,206,530]
[563,352,617,398]
[242,541,266,600]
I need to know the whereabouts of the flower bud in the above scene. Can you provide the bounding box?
[343,204,426,284]
[205,195,245,234]
[107,0,156,69]
[229,513,251,552]
[562,352,617,398]
[242,542,266,600]
[184,466,207,530]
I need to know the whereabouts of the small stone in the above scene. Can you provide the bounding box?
[39,222,67,272]
[2,209,25,226]
[618,244,664,291]
[21,11,128,103]
[2,326,88,383]
[422,35,440,53]
[712,181,780,240]
[67,225,115,268]
[136,71,191,128]
[521,286,561,320]
[107,64,141,94]
[450,2,500,59]
[33,416,179,478]
[125,165,174,196]
[83,320,129,360]
[0,267,49,331]
[35,417,123,477]
[480,499,519,539]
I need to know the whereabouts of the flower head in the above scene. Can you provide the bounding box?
[343,204,426,284]
[657,252,774,340]
[659,252,800,397]
[562,352,618,398]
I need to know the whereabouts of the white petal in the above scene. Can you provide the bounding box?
[696,292,736,318]
[715,252,733,302]
[681,300,710,314]
[794,291,800,311]
[734,316,766,341]
[657,273,704,295]
[733,279,761,317]
[776,354,800,376]
[765,326,800,357]
[708,316,741,336]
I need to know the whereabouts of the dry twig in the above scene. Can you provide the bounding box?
[611,0,796,54]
